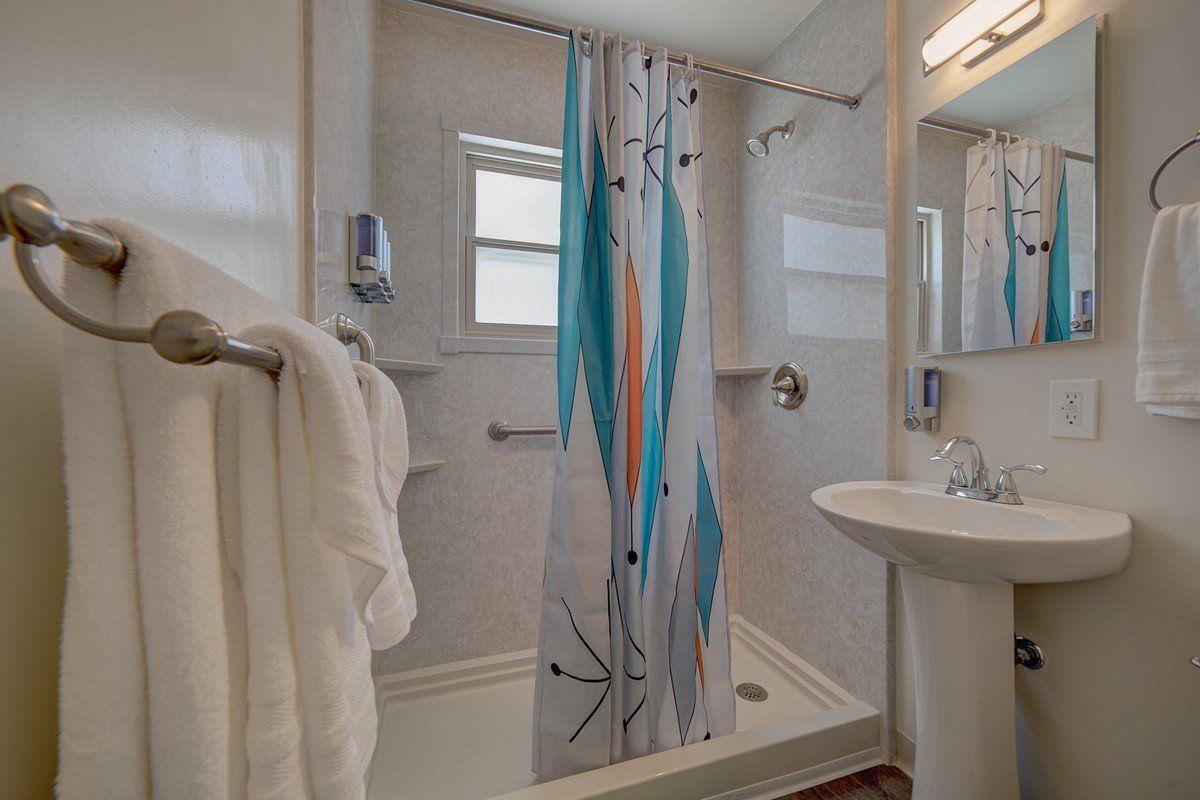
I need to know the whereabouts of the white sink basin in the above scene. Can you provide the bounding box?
[811,480,1131,800]
[811,480,1131,584]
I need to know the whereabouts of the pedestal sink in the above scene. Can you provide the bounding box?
[811,481,1131,800]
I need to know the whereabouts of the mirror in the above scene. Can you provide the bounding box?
[915,17,1099,355]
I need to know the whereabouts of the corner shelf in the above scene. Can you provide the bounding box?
[376,357,444,374]
[407,459,445,475]
[715,365,772,378]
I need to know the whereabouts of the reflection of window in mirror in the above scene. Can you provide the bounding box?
[916,208,943,354]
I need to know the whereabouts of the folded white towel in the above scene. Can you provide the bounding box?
[59,221,391,800]
[1136,203,1200,418]
[60,221,294,799]
[352,361,417,649]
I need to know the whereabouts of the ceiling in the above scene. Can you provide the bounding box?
[387,0,823,70]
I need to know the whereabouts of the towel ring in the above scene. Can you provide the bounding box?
[1148,130,1200,211]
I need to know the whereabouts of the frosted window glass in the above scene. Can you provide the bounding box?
[475,169,561,245]
[474,247,558,326]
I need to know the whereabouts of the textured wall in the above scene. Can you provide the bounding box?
[0,1,303,794]
[896,1,1200,796]
[733,0,891,715]
[372,8,741,674]
[916,127,967,353]
[307,0,379,330]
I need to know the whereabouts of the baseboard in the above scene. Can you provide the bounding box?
[894,730,916,777]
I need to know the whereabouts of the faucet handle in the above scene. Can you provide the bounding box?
[931,454,968,488]
[995,464,1047,494]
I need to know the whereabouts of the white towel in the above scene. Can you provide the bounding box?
[352,361,416,649]
[58,222,394,799]
[1136,202,1200,418]
[60,221,291,798]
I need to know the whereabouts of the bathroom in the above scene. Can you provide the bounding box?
[1,0,1197,799]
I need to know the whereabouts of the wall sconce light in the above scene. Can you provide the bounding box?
[922,0,1045,75]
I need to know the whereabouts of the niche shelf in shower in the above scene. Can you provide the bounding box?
[376,357,444,374]
[715,365,772,378]
[407,459,445,475]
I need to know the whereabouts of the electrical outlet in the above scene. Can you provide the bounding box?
[1049,379,1099,439]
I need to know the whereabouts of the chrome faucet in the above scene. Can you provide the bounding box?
[930,436,1045,505]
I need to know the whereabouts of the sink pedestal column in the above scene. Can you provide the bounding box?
[900,567,1020,800]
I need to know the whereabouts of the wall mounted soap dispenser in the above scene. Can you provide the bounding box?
[904,365,941,432]
[349,213,395,303]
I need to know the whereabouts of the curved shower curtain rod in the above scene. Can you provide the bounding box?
[401,0,862,108]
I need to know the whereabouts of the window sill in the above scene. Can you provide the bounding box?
[439,336,556,355]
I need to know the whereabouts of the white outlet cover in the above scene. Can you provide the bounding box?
[1050,378,1099,439]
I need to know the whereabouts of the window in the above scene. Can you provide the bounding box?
[460,139,562,340]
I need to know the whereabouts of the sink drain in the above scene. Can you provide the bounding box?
[735,682,768,702]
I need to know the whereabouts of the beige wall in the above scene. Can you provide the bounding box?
[0,1,303,795]
[894,1,1200,796]
[370,7,742,674]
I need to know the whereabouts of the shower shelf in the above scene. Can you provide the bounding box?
[715,365,772,378]
[376,357,444,374]
[407,459,445,475]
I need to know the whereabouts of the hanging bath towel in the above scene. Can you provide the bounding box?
[532,32,734,781]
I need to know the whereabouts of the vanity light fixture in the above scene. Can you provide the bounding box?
[922,0,1045,75]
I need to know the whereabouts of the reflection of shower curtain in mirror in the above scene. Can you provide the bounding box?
[532,31,734,781]
[962,138,1070,349]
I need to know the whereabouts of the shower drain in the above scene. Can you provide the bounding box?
[735,682,769,702]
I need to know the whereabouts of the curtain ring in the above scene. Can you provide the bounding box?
[1000,131,1012,146]
[978,127,997,146]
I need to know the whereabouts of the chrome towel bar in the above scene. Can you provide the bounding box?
[488,421,557,441]
[1,183,372,373]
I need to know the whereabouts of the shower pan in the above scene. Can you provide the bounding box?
[367,617,879,800]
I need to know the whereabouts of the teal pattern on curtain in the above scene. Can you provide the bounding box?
[532,32,734,781]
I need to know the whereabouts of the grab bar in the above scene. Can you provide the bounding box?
[488,421,557,441]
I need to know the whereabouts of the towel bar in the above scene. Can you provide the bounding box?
[2,183,370,373]
[1148,130,1200,211]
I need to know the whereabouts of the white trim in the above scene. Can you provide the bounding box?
[372,616,881,800]
[439,335,556,355]
[374,358,444,374]
[894,729,917,777]
[715,365,773,378]
[440,119,563,354]
[406,459,445,475]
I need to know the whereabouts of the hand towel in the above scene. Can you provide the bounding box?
[60,221,294,799]
[352,361,417,649]
[1136,202,1200,418]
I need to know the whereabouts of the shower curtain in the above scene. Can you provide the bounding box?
[962,136,1070,349]
[532,32,734,781]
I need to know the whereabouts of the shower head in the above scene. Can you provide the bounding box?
[746,120,795,158]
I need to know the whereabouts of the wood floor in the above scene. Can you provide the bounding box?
[775,765,913,800]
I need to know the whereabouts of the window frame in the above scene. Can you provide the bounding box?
[459,141,562,341]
